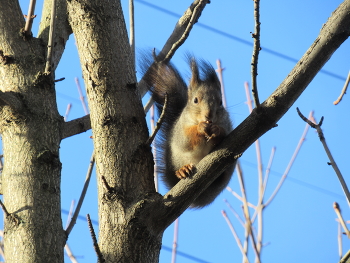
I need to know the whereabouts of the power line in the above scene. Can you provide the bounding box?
[135,0,346,82]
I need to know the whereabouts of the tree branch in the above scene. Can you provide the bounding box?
[297,108,350,204]
[154,0,350,231]
[23,0,37,38]
[44,0,57,74]
[61,115,91,139]
[251,0,261,107]
[138,0,210,97]
[65,152,95,238]
[334,70,350,105]
[38,0,72,72]
[87,214,105,263]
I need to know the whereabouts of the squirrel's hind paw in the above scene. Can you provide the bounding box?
[175,163,196,179]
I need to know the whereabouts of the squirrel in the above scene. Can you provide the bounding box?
[141,54,235,208]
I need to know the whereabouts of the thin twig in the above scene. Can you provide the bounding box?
[251,0,261,108]
[65,200,75,230]
[265,111,313,206]
[75,78,89,115]
[234,164,249,263]
[334,70,350,105]
[146,93,168,145]
[163,0,208,63]
[65,152,95,237]
[222,210,250,263]
[0,200,10,218]
[171,218,179,263]
[150,105,159,192]
[138,0,210,97]
[251,147,276,223]
[216,59,227,109]
[101,175,113,193]
[237,162,261,263]
[333,202,350,238]
[87,214,105,262]
[64,103,72,122]
[54,77,65,82]
[64,243,78,263]
[338,221,343,260]
[226,187,256,209]
[224,199,245,227]
[297,108,350,205]
[244,81,264,254]
[129,0,135,71]
[44,0,57,74]
[24,0,37,37]
[0,230,4,261]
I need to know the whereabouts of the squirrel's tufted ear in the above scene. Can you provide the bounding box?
[190,58,200,88]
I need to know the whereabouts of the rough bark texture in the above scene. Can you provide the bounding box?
[0,0,66,262]
[67,0,160,261]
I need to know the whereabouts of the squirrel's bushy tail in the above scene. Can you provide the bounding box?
[140,54,188,131]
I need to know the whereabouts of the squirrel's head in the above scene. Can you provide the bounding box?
[187,58,224,124]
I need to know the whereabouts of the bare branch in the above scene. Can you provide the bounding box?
[338,221,343,260]
[297,108,350,205]
[44,0,57,74]
[226,187,256,209]
[38,0,72,72]
[64,243,78,263]
[333,202,350,238]
[216,59,227,109]
[251,0,261,107]
[23,0,37,38]
[143,96,155,113]
[64,103,72,122]
[163,0,209,63]
[101,175,113,194]
[334,70,350,105]
[146,93,168,145]
[265,111,312,206]
[237,159,261,263]
[138,0,210,97]
[0,200,10,218]
[61,115,91,139]
[224,199,245,227]
[65,152,95,238]
[171,218,179,263]
[150,105,159,192]
[222,210,250,263]
[87,214,105,263]
[129,0,135,71]
[75,77,89,115]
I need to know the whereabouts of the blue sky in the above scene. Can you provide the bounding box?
[7,0,350,262]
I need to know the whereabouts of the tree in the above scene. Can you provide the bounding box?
[0,0,349,262]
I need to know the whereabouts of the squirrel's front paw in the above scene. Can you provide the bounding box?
[175,163,196,179]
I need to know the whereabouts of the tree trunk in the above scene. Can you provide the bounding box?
[0,1,65,262]
[67,0,160,261]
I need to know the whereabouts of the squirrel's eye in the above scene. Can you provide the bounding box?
[193,97,198,104]
[219,100,223,106]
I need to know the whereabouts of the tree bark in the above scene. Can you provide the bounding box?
[67,0,159,261]
[0,0,68,261]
